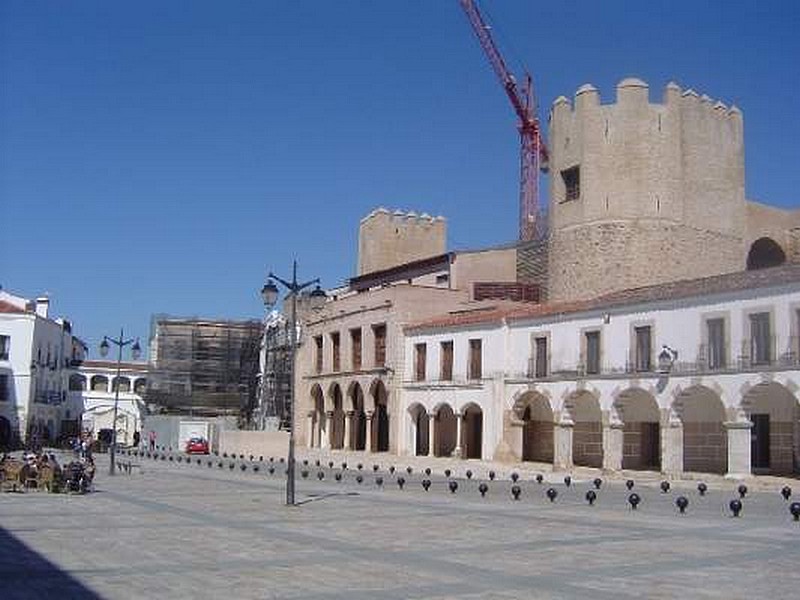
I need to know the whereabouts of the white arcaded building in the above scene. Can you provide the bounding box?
[401,265,800,479]
[67,360,148,446]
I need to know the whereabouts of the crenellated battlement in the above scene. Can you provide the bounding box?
[551,78,742,124]
[360,207,445,226]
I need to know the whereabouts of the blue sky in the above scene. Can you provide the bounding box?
[2,1,798,357]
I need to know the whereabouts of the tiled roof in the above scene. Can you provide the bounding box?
[406,264,800,332]
[0,300,28,314]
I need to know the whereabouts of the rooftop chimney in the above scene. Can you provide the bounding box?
[35,296,50,319]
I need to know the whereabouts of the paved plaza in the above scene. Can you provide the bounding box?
[1,451,799,599]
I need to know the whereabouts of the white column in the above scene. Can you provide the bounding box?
[366,411,374,453]
[553,421,573,471]
[306,412,315,449]
[344,411,353,450]
[660,418,684,477]
[428,413,435,457]
[725,419,753,480]
[323,411,333,449]
[602,423,624,472]
[454,412,463,458]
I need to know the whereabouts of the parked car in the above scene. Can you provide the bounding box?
[185,437,209,454]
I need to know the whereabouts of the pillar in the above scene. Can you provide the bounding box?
[660,417,683,477]
[366,411,374,453]
[602,422,624,472]
[428,413,435,457]
[306,411,315,449]
[553,420,573,471]
[724,419,753,480]
[344,410,353,450]
[325,411,334,449]
[454,412,463,458]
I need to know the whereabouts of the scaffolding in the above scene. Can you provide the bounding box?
[258,312,293,431]
[146,315,262,420]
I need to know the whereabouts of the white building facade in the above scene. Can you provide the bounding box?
[401,266,800,479]
[67,360,148,446]
[0,290,86,447]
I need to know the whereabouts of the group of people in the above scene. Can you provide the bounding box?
[0,449,96,493]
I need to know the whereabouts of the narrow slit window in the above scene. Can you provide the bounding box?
[561,166,580,202]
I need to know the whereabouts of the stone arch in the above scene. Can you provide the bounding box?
[740,381,799,475]
[310,384,325,449]
[327,383,345,450]
[90,375,108,392]
[565,391,602,468]
[69,374,86,392]
[461,402,483,459]
[515,391,554,463]
[614,387,661,470]
[674,385,727,474]
[347,382,367,451]
[369,380,389,453]
[747,237,786,270]
[407,403,429,456]
[133,378,147,394]
[112,376,131,393]
[433,403,457,457]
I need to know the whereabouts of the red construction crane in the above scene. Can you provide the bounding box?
[459,0,548,242]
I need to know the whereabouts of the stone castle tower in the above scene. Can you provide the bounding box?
[357,208,447,275]
[546,78,747,301]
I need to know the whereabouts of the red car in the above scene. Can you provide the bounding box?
[185,437,209,454]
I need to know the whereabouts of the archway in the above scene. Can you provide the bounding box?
[615,388,661,470]
[676,386,727,474]
[134,378,147,394]
[434,404,457,457]
[747,237,786,270]
[348,382,367,451]
[370,380,390,452]
[112,377,131,393]
[462,403,483,459]
[310,385,325,448]
[90,375,108,392]
[69,374,86,392]
[329,384,345,450]
[0,416,11,449]
[408,403,429,456]
[515,392,553,463]
[567,391,602,468]
[742,382,799,475]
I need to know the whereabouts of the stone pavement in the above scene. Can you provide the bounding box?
[1,451,799,599]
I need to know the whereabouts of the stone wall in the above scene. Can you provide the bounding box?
[769,421,795,475]
[683,422,727,474]
[523,420,553,462]
[573,422,603,468]
[548,221,742,302]
[358,208,446,276]
[218,430,289,459]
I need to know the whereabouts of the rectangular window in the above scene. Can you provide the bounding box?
[634,326,652,372]
[314,336,323,374]
[331,332,341,372]
[585,331,600,375]
[350,328,362,371]
[468,339,482,380]
[373,324,386,367]
[0,335,9,360]
[706,318,726,370]
[440,341,453,381]
[0,374,8,401]
[750,312,772,365]
[534,337,548,378]
[435,273,449,286]
[415,343,427,381]
[561,166,580,202]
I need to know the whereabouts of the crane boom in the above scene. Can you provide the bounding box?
[459,0,548,242]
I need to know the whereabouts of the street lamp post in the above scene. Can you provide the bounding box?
[99,329,141,476]
[261,260,326,506]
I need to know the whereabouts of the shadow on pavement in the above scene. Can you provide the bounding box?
[0,524,103,599]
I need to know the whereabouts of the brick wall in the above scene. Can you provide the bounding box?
[573,422,603,468]
[683,422,727,474]
[523,420,553,463]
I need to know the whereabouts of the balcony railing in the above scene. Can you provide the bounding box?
[513,338,800,382]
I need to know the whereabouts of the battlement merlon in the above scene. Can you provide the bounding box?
[550,78,743,133]
[360,207,446,226]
